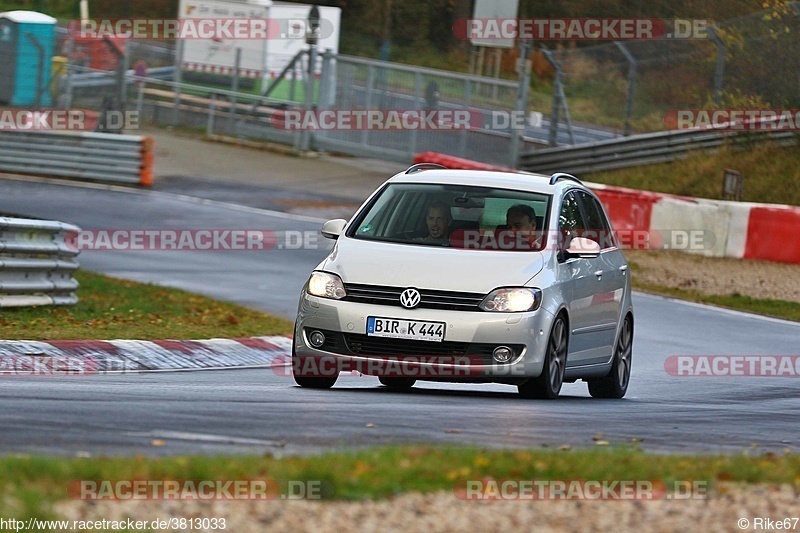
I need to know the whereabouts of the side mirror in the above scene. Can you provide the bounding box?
[563,237,601,260]
[321,219,347,240]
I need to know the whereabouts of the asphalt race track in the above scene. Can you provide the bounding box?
[0,177,797,456]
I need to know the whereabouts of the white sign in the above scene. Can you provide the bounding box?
[178,0,341,78]
[470,0,520,49]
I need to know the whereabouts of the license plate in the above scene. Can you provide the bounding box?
[367,317,445,342]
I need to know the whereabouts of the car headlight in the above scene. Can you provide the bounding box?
[307,271,347,300]
[480,288,542,312]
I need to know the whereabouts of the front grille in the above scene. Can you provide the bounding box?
[344,283,485,311]
[305,329,523,365]
[344,333,469,357]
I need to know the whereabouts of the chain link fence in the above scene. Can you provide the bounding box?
[313,54,524,164]
[40,1,800,169]
[50,27,534,166]
[543,2,800,139]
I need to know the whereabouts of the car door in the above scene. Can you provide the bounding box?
[558,191,608,367]
[576,191,625,363]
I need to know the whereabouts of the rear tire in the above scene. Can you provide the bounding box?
[518,315,568,399]
[292,336,338,389]
[588,315,632,399]
[378,377,416,389]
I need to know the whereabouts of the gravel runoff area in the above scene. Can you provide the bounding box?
[627,250,800,304]
[55,485,800,532]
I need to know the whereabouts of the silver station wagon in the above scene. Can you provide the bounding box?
[292,164,634,399]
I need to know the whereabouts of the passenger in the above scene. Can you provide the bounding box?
[498,204,539,249]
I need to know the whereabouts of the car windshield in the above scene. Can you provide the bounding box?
[348,183,550,251]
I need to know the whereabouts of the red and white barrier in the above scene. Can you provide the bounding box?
[183,62,264,79]
[745,205,800,263]
[412,152,800,264]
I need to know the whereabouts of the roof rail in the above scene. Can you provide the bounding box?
[549,172,583,186]
[405,163,446,174]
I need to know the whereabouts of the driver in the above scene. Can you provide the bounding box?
[415,201,452,244]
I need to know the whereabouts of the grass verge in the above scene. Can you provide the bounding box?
[0,271,293,340]
[1,446,798,517]
[631,280,800,323]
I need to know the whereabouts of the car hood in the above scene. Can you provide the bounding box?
[321,237,545,293]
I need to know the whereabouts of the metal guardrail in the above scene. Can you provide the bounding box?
[70,66,176,88]
[0,130,154,185]
[0,216,80,307]
[520,127,799,175]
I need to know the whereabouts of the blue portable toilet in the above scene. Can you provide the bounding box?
[0,11,57,107]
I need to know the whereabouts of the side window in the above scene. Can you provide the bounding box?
[577,191,615,249]
[558,192,586,249]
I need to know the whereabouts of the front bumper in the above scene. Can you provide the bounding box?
[294,290,556,381]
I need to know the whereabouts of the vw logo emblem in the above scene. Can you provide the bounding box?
[400,288,421,309]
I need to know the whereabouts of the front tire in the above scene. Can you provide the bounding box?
[292,336,338,389]
[378,377,416,389]
[293,373,338,389]
[518,315,568,399]
[588,315,633,399]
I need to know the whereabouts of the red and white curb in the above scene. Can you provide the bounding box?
[0,337,292,375]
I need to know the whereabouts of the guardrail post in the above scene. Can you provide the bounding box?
[140,137,154,187]
[614,42,637,137]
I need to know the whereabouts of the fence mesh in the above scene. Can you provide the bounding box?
[39,2,800,164]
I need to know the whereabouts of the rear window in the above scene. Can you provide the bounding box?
[348,183,550,251]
